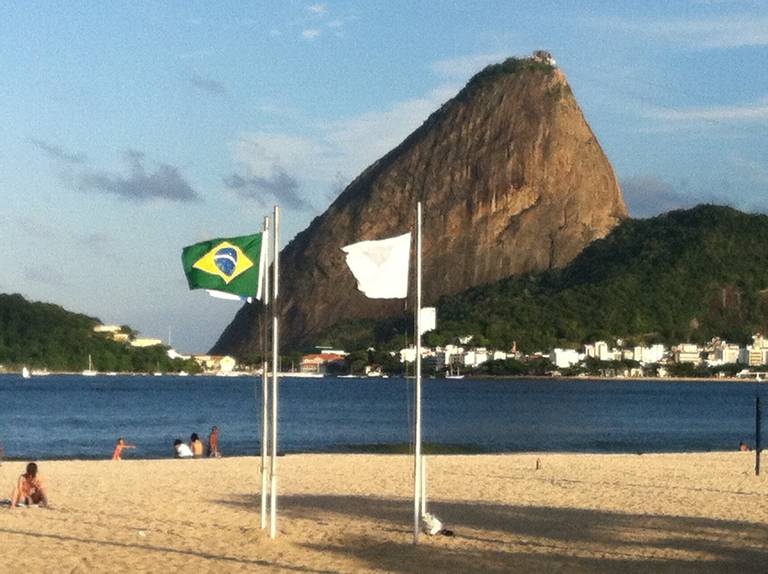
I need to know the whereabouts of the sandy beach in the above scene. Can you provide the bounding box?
[1,452,766,573]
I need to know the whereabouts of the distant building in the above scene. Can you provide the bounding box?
[300,353,346,374]
[130,338,163,348]
[707,339,741,366]
[633,344,666,365]
[463,348,489,367]
[741,334,768,366]
[193,355,236,373]
[93,325,121,333]
[93,324,130,343]
[532,50,556,66]
[585,341,613,362]
[551,348,582,369]
[673,344,701,364]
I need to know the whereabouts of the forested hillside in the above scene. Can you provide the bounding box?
[0,294,198,373]
[315,206,768,353]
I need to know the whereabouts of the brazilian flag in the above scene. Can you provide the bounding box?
[181,233,265,300]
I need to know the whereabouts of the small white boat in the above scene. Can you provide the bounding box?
[22,366,31,379]
[82,354,98,377]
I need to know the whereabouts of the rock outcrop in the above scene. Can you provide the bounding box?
[212,56,628,354]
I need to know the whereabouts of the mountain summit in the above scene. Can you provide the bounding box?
[213,55,627,354]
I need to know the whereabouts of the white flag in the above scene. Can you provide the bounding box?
[206,289,253,304]
[419,307,436,335]
[341,232,411,299]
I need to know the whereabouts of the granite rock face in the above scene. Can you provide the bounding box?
[212,57,627,354]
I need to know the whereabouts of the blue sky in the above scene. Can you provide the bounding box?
[1,1,767,353]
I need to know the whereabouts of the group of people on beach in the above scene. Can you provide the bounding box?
[4,427,220,509]
[112,426,221,460]
[173,427,220,458]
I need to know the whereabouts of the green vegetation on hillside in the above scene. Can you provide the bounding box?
[0,294,200,373]
[314,205,768,353]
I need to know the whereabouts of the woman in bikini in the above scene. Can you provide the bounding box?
[10,462,49,508]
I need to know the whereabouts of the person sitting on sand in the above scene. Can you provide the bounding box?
[10,462,49,508]
[189,433,204,458]
[739,441,750,452]
[174,439,194,458]
[112,437,136,460]
[207,426,220,458]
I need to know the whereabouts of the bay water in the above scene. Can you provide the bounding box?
[0,374,763,460]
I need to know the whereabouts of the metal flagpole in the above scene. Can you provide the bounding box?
[413,201,423,544]
[270,205,280,539]
[260,216,271,529]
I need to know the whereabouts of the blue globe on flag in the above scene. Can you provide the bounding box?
[214,247,238,278]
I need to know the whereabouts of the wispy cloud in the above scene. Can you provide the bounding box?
[621,175,733,218]
[229,80,457,211]
[648,96,768,123]
[306,3,327,15]
[592,14,768,49]
[30,138,86,164]
[302,29,321,40]
[79,150,201,203]
[187,73,229,97]
[224,167,311,211]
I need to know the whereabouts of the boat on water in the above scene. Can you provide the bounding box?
[82,354,98,377]
[22,366,31,379]
[445,363,465,379]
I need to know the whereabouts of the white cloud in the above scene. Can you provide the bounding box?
[593,14,768,49]
[306,3,327,15]
[647,96,768,123]
[229,82,459,211]
[431,53,507,80]
[302,29,321,40]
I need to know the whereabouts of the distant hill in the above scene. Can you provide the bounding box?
[0,293,198,373]
[213,54,627,355]
[313,205,768,353]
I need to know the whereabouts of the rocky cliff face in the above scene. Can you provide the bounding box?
[212,57,628,354]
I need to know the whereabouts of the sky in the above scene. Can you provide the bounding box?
[1,1,767,353]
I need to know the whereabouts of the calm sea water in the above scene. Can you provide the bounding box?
[0,374,764,460]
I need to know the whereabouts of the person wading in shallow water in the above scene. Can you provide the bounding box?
[207,426,221,458]
[10,462,50,508]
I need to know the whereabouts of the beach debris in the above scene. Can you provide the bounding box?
[421,512,454,536]
[536,458,541,470]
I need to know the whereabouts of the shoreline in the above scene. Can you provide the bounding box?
[3,446,762,462]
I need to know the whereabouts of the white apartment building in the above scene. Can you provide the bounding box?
[551,348,582,369]
[673,344,701,364]
[463,348,489,367]
[633,344,666,365]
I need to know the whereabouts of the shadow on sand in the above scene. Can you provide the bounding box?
[216,493,768,573]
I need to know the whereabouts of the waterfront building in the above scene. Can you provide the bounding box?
[673,344,701,364]
[551,348,582,369]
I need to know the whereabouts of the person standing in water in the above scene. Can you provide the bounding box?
[207,426,220,458]
[112,437,136,460]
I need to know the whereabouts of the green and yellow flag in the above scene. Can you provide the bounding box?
[181,233,265,300]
